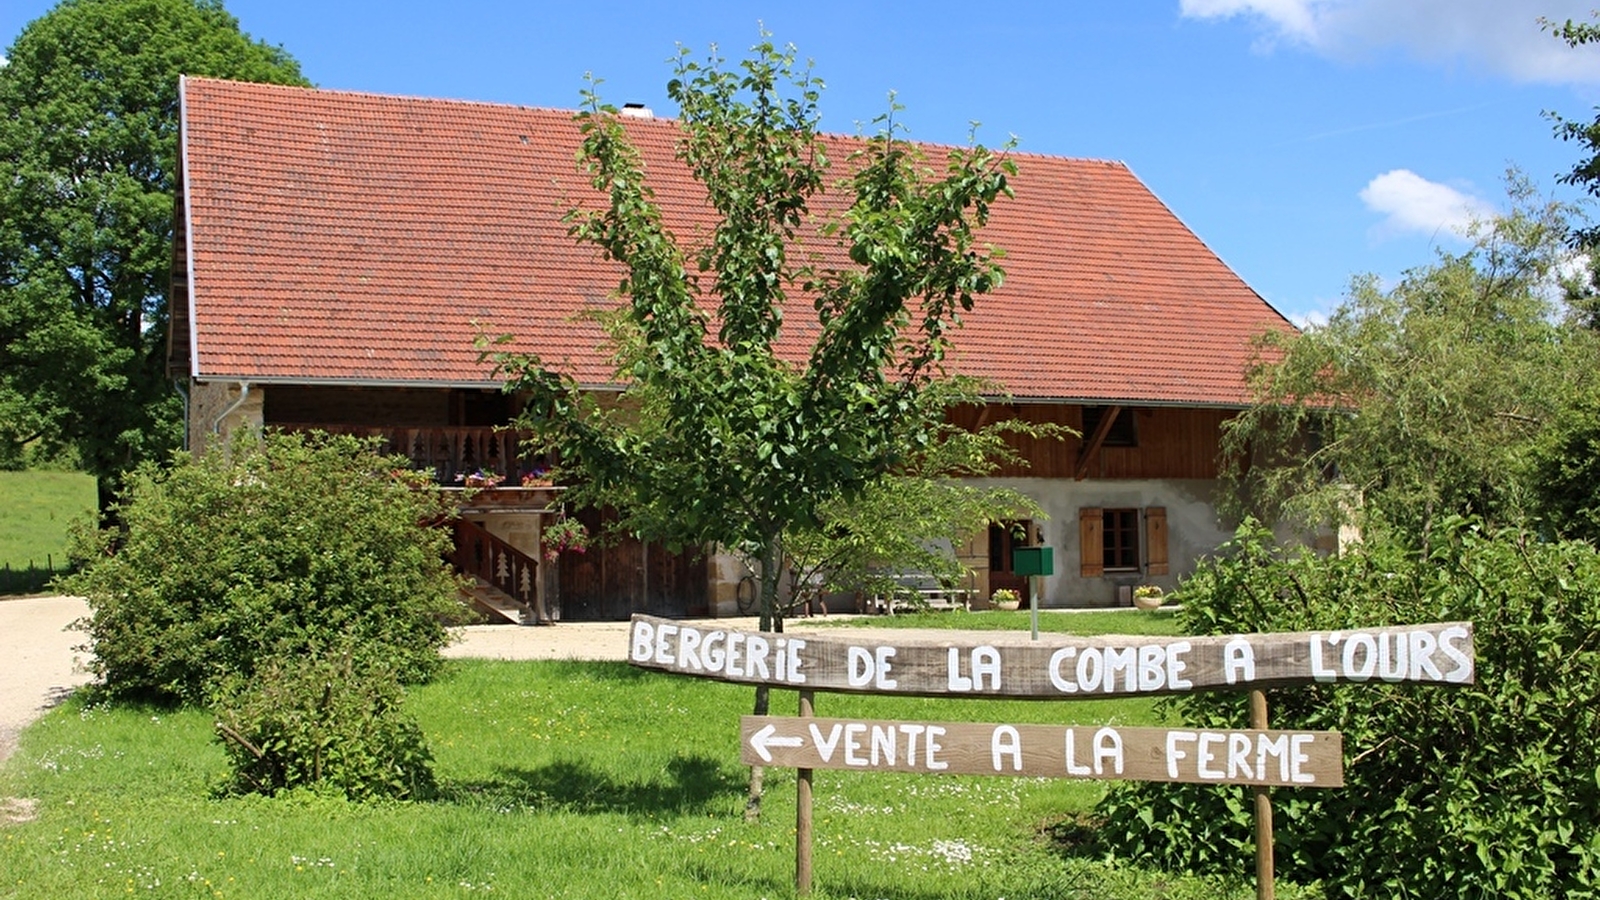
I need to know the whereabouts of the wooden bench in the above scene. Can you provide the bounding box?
[867,576,975,614]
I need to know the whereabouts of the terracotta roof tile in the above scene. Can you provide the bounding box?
[176,78,1292,405]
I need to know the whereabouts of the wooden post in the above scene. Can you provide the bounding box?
[796,690,815,895]
[1028,574,1040,641]
[1250,689,1275,900]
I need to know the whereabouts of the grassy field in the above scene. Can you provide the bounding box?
[0,470,96,595]
[810,607,1187,637]
[0,613,1324,899]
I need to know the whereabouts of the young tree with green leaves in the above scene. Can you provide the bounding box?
[0,0,307,502]
[490,37,1017,814]
[491,37,1015,631]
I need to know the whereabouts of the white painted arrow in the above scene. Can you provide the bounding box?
[749,723,805,762]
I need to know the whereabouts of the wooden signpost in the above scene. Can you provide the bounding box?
[626,614,1475,896]
[629,615,1476,697]
[741,716,1344,786]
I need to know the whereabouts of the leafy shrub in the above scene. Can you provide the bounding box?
[213,646,436,800]
[63,431,465,704]
[1092,519,1600,899]
[1530,388,1600,544]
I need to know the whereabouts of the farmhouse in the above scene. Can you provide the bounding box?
[167,77,1293,622]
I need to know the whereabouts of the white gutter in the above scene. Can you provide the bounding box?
[211,381,251,436]
[179,76,200,381]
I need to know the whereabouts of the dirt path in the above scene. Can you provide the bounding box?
[0,595,92,766]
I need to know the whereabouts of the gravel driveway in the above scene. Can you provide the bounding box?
[0,595,92,766]
[0,597,784,766]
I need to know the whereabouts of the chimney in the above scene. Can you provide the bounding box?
[620,102,654,119]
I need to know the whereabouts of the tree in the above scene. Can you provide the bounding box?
[491,37,1014,629]
[0,0,307,501]
[489,37,1016,814]
[1528,387,1600,543]
[1541,13,1600,328]
[1222,185,1599,542]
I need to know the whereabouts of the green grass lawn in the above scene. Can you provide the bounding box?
[809,607,1185,637]
[0,614,1324,899]
[0,470,96,595]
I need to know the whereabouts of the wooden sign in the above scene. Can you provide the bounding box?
[629,615,1474,698]
[740,715,1344,786]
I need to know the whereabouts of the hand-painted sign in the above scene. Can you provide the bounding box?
[740,716,1344,786]
[628,615,1474,698]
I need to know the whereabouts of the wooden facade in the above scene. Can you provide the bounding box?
[257,384,709,621]
[556,507,710,621]
[233,384,1239,617]
[949,404,1231,481]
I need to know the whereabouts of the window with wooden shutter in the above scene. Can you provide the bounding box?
[1079,507,1103,577]
[1145,507,1169,575]
[1102,508,1140,570]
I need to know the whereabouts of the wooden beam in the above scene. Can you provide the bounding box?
[1074,404,1123,481]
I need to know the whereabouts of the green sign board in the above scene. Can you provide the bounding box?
[1012,546,1054,577]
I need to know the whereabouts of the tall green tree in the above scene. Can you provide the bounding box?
[492,37,1014,631]
[490,37,1015,814]
[0,0,306,502]
[1223,184,1598,541]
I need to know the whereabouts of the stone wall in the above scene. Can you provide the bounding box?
[187,380,264,457]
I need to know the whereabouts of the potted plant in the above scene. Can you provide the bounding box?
[990,588,1021,611]
[541,514,590,562]
[458,468,503,488]
[1133,584,1165,611]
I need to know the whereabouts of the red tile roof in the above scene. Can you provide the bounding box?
[174,77,1292,406]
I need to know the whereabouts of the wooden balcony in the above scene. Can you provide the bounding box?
[274,423,545,486]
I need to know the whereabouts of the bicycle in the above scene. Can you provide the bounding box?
[735,573,759,615]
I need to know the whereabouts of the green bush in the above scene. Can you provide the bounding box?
[1092,519,1600,899]
[63,431,465,704]
[1530,388,1600,544]
[212,646,436,800]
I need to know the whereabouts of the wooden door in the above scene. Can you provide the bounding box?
[988,520,1034,604]
[557,507,708,620]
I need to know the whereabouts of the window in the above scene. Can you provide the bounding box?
[1082,406,1138,447]
[1102,509,1140,570]
[1078,506,1168,577]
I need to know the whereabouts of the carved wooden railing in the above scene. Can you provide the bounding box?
[276,424,539,485]
[452,517,543,615]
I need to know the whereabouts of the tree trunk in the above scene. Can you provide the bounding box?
[745,532,785,821]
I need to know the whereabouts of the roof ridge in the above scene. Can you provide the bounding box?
[182,77,1132,168]
[182,75,586,120]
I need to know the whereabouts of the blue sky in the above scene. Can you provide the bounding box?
[6,0,1600,325]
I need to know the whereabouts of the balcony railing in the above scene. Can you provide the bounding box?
[275,424,542,486]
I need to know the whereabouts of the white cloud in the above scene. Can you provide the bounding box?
[1359,169,1494,240]
[1288,308,1330,330]
[1179,0,1600,85]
